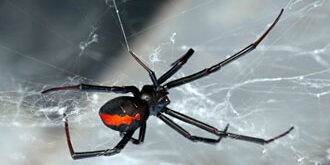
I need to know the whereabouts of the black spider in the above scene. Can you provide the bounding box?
[42,9,293,160]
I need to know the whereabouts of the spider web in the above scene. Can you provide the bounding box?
[0,0,329,164]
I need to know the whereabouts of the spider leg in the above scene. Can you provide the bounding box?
[136,122,146,144]
[164,108,294,145]
[129,50,160,89]
[41,83,140,96]
[158,49,195,84]
[158,113,225,144]
[165,108,223,134]
[164,9,284,90]
[64,114,134,160]
[219,126,294,145]
[120,122,146,145]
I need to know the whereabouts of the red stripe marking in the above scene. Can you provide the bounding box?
[99,113,141,126]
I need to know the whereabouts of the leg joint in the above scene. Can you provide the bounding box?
[187,135,198,142]
[104,148,121,156]
[71,154,78,160]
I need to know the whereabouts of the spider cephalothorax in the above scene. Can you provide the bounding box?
[42,9,294,160]
[140,85,170,116]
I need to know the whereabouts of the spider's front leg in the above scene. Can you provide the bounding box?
[164,9,284,90]
[64,114,134,160]
[158,113,228,144]
[158,48,195,84]
[129,50,160,89]
[163,108,294,145]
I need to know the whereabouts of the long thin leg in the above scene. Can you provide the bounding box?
[64,115,134,160]
[129,50,160,89]
[164,9,284,89]
[165,108,220,133]
[137,122,146,143]
[158,49,195,84]
[41,83,140,97]
[158,113,225,144]
[121,122,146,144]
[164,108,294,145]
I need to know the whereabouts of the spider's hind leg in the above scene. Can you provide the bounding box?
[64,114,134,160]
[120,122,146,145]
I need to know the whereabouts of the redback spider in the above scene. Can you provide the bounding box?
[42,9,294,160]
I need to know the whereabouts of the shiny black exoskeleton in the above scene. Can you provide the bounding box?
[42,9,294,160]
[98,85,169,132]
[140,85,170,116]
[99,96,149,132]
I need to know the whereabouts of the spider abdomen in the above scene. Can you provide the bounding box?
[99,96,148,132]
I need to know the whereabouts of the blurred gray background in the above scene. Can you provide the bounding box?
[0,0,330,165]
